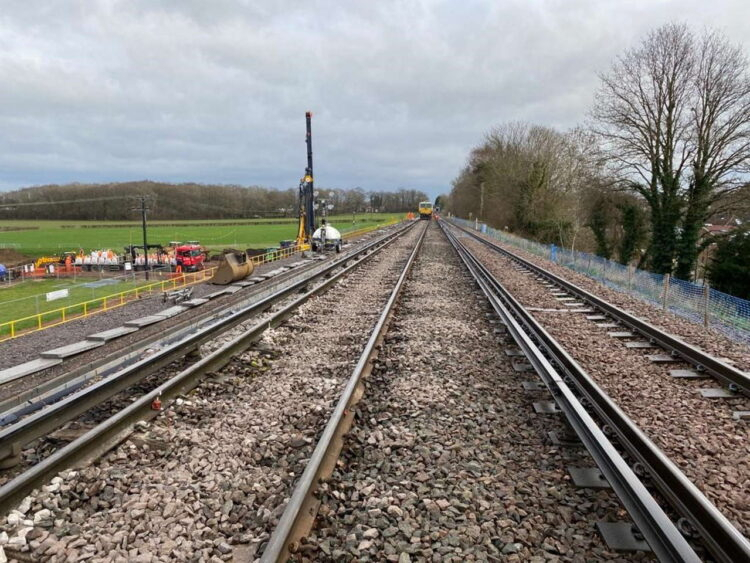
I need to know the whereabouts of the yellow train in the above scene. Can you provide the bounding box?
[418,201,433,220]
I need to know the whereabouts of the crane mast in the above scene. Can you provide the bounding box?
[296,111,315,247]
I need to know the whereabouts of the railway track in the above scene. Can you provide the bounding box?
[262,220,749,562]
[448,220,750,396]
[2,218,747,561]
[0,221,420,524]
[441,221,750,561]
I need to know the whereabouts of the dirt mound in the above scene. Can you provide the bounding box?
[0,248,32,267]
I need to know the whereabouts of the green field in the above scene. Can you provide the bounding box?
[0,274,169,338]
[0,213,402,258]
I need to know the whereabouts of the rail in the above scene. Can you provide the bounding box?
[443,220,750,562]
[0,221,420,513]
[261,221,428,561]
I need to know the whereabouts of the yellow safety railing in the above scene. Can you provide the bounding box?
[0,267,216,342]
[342,218,400,241]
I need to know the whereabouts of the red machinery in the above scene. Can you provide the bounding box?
[175,243,205,272]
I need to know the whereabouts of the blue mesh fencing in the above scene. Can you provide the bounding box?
[451,217,750,344]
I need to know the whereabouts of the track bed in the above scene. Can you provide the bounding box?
[296,223,639,561]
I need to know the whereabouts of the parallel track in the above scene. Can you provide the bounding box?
[0,221,420,515]
[261,221,429,561]
[450,220,750,396]
[443,220,750,563]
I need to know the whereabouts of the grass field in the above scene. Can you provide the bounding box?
[0,213,403,258]
[0,275,157,326]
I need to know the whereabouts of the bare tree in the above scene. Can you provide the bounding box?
[592,23,695,274]
[675,31,750,278]
[593,23,750,278]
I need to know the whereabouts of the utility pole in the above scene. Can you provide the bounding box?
[479,181,485,221]
[132,196,152,281]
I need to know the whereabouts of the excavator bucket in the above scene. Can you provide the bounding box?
[210,251,254,285]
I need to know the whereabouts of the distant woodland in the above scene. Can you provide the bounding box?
[447,23,750,287]
[0,181,428,221]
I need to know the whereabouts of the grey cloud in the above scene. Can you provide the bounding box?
[1,0,749,197]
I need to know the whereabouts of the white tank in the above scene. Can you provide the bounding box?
[312,225,342,242]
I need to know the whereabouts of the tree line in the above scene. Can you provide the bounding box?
[447,23,750,293]
[0,181,428,221]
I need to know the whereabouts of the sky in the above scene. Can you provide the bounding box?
[1,1,749,200]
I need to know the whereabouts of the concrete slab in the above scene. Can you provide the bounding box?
[646,354,679,363]
[570,309,595,313]
[533,401,560,414]
[669,369,709,379]
[223,286,242,294]
[41,340,105,359]
[608,332,635,338]
[124,315,165,328]
[87,326,140,342]
[624,341,657,349]
[596,522,651,552]
[248,276,267,282]
[556,297,576,301]
[563,302,584,307]
[155,305,188,319]
[568,467,611,489]
[595,323,619,329]
[586,315,608,321]
[204,289,229,299]
[0,358,63,385]
[698,388,737,399]
[182,298,210,307]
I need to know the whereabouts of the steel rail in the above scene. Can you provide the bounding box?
[0,221,419,483]
[441,222,699,562]
[443,221,750,563]
[259,221,429,562]
[450,220,750,396]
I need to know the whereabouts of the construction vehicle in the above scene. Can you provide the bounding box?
[296,111,341,252]
[211,111,333,285]
[418,201,434,220]
[34,251,79,269]
[174,243,206,272]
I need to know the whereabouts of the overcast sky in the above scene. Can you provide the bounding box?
[1,1,749,199]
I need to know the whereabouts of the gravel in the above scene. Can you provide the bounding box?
[468,227,750,372]
[459,231,750,539]
[296,223,643,562]
[0,222,423,562]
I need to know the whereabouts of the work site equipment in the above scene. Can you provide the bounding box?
[312,221,342,253]
[295,111,316,248]
[210,250,254,285]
